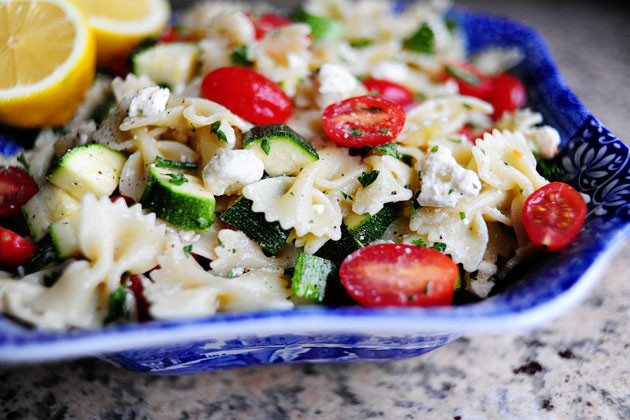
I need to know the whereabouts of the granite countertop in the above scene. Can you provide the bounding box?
[1,1,629,419]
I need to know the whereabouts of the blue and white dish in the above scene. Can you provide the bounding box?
[1,7,628,374]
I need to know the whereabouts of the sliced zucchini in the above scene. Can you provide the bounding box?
[242,124,319,176]
[49,213,80,259]
[220,197,288,255]
[48,144,127,200]
[291,252,336,302]
[133,42,200,89]
[22,184,81,241]
[316,203,399,263]
[140,166,215,231]
[289,7,344,43]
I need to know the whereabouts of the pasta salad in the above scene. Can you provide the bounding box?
[0,0,587,330]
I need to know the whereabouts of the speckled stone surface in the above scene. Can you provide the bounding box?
[1,1,629,419]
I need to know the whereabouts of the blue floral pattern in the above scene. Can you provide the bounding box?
[0,8,629,373]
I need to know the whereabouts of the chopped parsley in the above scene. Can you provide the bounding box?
[448,138,462,144]
[227,271,234,279]
[261,138,271,155]
[431,145,439,153]
[445,16,458,33]
[349,128,363,136]
[411,191,423,218]
[211,121,228,143]
[379,128,390,135]
[155,156,199,170]
[411,238,427,247]
[373,143,401,159]
[104,277,131,325]
[408,294,418,301]
[431,242,447,252]
[166,173,188,185]
[462,103,473,110]
[231,44,254,66]
[183,244,193,258]
[341,191,354,201]
[537,159,566,182]
[358,170,380,188]
[403,22,435,55]
[17,153,30,174]
[417,170,423,182]
[415,92,426,101]
[401,154,414,166]
[349,38,374,48]
[445,65,480,86]
[448,188,454,195]
[459,212,466,220]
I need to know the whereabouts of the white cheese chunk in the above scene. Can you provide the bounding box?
[314,63,364,109]
[416,147,481,207]
[128,86,170,118]
[467,261,497,298]
[203,149,265,196]
[528,125,561,158]
[370,60,409,84]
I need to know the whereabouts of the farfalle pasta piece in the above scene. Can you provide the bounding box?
[496,108,561,158]
[353,155,413,216]
[472,129,548,196]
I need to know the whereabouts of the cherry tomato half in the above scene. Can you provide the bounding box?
[362,78,414,106]
[438,62,493,100]
[123,274,151,322]
[488,73,526,120]
[339,243,459,307]
[0,226,35,268]
[248,13,292,39]
[322,96,406,147]
[523,182,587,252]
[0,166,38,219]
[201,67,293,125]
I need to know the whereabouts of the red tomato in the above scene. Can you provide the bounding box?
[322,96,406,147]
[438,62,493,100]
[248,13,292,39]
[107,55,132,78]
[0,226,35,268]
[110,195,135,206]
[201,67,293,125]
[156,26,197,44]
[362,78,414,106]
[457,126,492,144]
[523,182,587,251]
[0,166,38,219]
[339,244,459,307]
[488,73,526,120]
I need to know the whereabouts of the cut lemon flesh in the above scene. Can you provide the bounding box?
[74,0,170,65]
[0,0,96,128]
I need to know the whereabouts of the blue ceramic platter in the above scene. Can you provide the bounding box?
[1,7,629,374]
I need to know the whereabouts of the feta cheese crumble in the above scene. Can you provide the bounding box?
[416,147,481,207]
[128,86,170,118]
[314,63,365,109]
[203,149,265,196]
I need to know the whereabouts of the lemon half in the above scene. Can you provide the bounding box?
[75,0,170,66]
[0,0,96,128]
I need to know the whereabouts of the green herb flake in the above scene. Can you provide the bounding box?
[190,123,196,133]
[349,128,363,136]
[17,153,30,174]
[445,16,458,33]
[232,248,237,254]
[431,145,439,153]
[417,170,423,182]
[431,242,447,252]
[379,128,390,135]
[411,238,427,247]
[411,191,423,218]
[537,159,566,182]
[104,277,132,325]
[349,38,374,48]
[155,156,199,170]
[368,90,380,97]
[358,170,380,188]
[415,92,426,101]
[289,191,295,196]
[403,22,435,55]
[211,121,228,143]
[166,173,188,185]
[183,244,193,258]
[341,191,354,201]
[231,44,253,66]
[448,188,454,195]
[261,138,271,155]
[462,103,473,110]
[401,154,414,166]
[445,65,480,86]
[408,294,418,301]
[448,138,462,144]
[227,271,234,279]
[481,148,486,155]
[373,143,401,159]
[459,212,466,220]
[309,219,314,224]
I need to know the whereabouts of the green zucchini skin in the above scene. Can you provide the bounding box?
[291,252,336,302]
[242,124,319,176]
[316,203,399,264]
[220,197,289,255]
[289,7,344,43]
[140,166,216,232]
